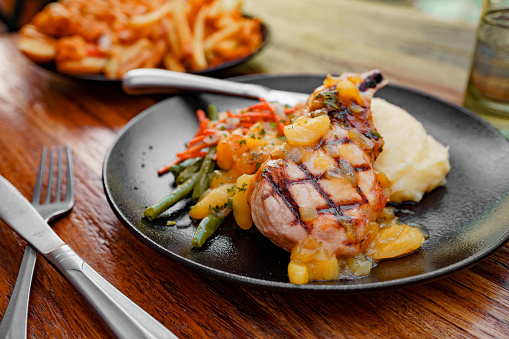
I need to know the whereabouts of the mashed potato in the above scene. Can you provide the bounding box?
[371,98,450,203]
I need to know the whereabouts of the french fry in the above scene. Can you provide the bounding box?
[56,56,108,74]
[18,36,56,63]
[206,0,222,20]
[104,38,151,78]
[172,0,194,59]
[141,39,166,68]
[104,53,120,78]
[162,16,182,58]
[116,38,152,75]
[163,51,186,72]
[118,49,152,75]
[130,2,173,28]
[203,22,241,52]
[191,5,209,70]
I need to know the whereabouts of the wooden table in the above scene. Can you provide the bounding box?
[2,0,509,338]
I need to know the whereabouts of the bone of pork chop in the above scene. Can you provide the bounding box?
[250,70,388,257]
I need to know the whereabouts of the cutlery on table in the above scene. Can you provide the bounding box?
[0,145,75,339]
[0,159,177,339]
[122,68,310,107]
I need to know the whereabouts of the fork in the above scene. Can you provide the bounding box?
[0,145,74,339]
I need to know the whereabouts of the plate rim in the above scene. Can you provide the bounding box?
[102,73,509,294]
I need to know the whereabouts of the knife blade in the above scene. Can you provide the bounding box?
[0,175,177,339]
[122,68,310,107]
[0,175,64,254]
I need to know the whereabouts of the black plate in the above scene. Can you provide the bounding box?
[102,74,509,294]
[38,19,269,81]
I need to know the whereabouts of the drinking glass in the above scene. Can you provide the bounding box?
[464,0,509,137]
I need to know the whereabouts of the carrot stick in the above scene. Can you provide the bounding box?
[196,109,208,123]
[245,102,267,111]
[259,98,285,134]
[177,142,210,157]
[182,151,208,159]
[230,112,273,119]
[202,129,218,135]
[239,122,254,128]
[285,107,298,115]
[193,119,209,138]
[188,135,206,147]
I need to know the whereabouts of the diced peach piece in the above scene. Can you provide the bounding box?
[232,174,254,229]
[189,183,234,220]
[366,224,424,260]
[284,115,330,147]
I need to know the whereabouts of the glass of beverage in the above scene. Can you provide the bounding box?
[464,0,509,137]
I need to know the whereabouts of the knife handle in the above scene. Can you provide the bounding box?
[122,68,268,99]
[0,244,37,339]
[45,245,178,339]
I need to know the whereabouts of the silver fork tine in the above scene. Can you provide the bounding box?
[65,145,75,205]
[55,146,63,203]
[31,146,47,205]
[44,146,55,205]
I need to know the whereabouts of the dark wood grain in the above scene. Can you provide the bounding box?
[1,0,508,337]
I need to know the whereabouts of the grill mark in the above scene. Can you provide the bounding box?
[356,186,369,205]
[324,137,349,146]
[295,163,355,236]
[261,163,310,233]
[323,137,374,171]
[354,164,371,172]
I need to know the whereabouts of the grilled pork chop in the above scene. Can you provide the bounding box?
[250,70,388,257]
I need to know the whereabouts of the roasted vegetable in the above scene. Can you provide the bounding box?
[192,209,230,248]
[144,173,199,221]
[191,147,216,202]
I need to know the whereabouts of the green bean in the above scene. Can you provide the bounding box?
[207,104,219,121]
[176,158,203,185]
[168,158,197,177]
[191,147,216,202]
[192,210,229,248]
[144,173,199,221]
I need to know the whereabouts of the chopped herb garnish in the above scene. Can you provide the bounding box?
[209,203,229,213]
[237,182,248,192]
[317,89,340,110]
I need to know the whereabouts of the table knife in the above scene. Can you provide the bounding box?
[122,68,310,107]
[0,175,178,339]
